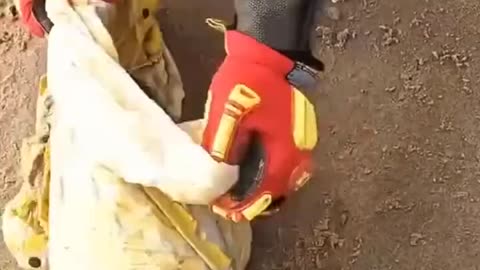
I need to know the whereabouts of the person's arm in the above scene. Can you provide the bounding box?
[233,0,324,69]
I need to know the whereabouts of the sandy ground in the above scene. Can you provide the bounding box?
[0,15,46,269]
[2,0,480,269]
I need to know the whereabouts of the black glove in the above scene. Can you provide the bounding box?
[233,0,324,70]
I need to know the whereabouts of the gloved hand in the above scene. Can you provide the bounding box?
[18,0,52,37]
[202,0,324,222]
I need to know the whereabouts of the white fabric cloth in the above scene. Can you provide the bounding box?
[37,1,251,269]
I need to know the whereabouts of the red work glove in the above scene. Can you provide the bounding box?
[202,29,320,222]
[18,0,117,37]
[202,0,323,222]
[18,0,50,37]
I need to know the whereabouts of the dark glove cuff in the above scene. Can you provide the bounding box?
[233,0,323,51]
[32,0,53,34]
[232,0,324,72]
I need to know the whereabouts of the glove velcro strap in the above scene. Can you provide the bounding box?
[286,61,319,92]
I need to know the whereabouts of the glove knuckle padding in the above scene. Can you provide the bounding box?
[205,84,261,163]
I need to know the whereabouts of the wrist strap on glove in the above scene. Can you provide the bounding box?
[206,18,321,91]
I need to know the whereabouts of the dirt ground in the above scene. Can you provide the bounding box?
[1,0,480,269]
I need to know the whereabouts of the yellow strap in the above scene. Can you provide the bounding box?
[143,187,232,270]
[38,75,48,96]
[36,74,51,234]
[38,145,50,234]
